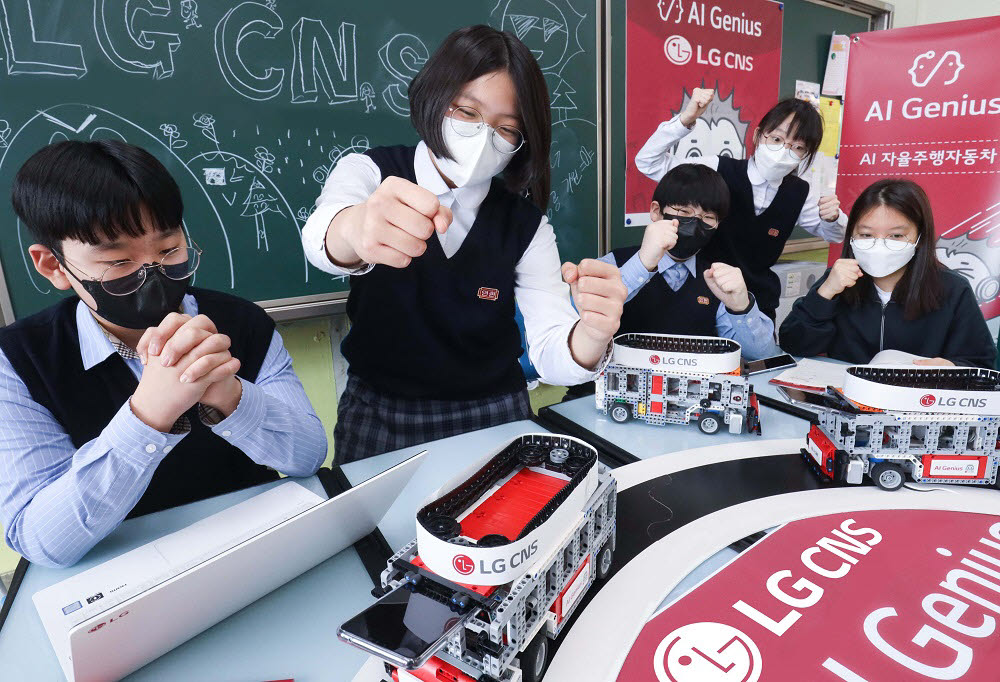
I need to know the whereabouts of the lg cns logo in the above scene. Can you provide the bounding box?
[919,393,987,409]
[451,541,540,577]
[453,554,475,576]
[654,622,762,682]
[663,35,693,66]
[908,49,964,87]
[650,355,661,365]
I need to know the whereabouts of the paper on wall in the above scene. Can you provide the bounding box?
[818,97,842,157]
[795,80,821,108]
[821,34,850,97]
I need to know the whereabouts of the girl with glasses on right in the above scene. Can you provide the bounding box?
[779,179,996,368]
[635,92,844,321]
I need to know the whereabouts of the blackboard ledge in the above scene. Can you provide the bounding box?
[257,292,348,322]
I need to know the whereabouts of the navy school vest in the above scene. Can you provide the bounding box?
[708,156,809,319]
[0,288,279,518]
[341,145,540,399]
[611,247,719,337]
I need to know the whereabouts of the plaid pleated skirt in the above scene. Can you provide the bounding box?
[333,374,532,464]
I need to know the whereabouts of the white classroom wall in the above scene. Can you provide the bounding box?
[889,0,999,28]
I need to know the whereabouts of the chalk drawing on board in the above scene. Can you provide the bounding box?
[192,112,224,159]
[0,120,11,148]
[492,0,585,77]
[179,0,201,29]
[37,111,96,134]
[550,77,594,128]
[159,123,188,150]
[290,18,358,105]
[253,145,275,174]
[0,104,236,289]
[313,135,370,186]
[492,0,593,128]
[0,0,87,77]
[378,34,429,117]
[360,82,376,112]
[215,1,285,101]
[203,168,226,185]
[240,178,281,251]
[188,149,308,281]
[93,0,181,79]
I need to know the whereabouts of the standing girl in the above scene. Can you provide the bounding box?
[779,179,996,368]
[302,25,626,462]
[635,89,845,320]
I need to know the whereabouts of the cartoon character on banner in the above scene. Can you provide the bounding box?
[670,85,750,162]
[936,203,1000,318]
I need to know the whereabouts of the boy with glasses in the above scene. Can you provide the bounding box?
[635,90,847,320]
[565,164,776,398]
[0,140,327,567]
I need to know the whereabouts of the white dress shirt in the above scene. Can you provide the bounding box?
[634,117,847,243]
[301,142,601,386]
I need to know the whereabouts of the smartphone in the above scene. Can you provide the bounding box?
[778,385,835,409]
[745,354,797,375]
[338,585,471,670]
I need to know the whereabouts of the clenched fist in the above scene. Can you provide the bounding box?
[680,87,715,127]
[562,260,627,369]
[817,259,863,300]
[325,176,453,269]
[818,195,841,222]
[638,219,679,271]
[704,262,751,312]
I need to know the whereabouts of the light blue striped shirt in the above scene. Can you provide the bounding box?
[0,295,327,567]
[600,251,779,360]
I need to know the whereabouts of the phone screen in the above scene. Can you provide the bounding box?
[338,587,466,669]
[746,354,797,374]
[778,386,834,408]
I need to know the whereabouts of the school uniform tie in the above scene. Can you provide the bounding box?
[663,261,690,292]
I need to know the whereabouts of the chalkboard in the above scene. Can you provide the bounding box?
[0,0,600,321]
[609,0,873,251]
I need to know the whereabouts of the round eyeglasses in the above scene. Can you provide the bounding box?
[850,237,917,252]
[59,244,202,296]
[666,205,720,228]
[761,134,809,160]
[447,106,525,155]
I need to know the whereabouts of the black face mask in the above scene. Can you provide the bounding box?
[664,213,716,261]
[74,268,189,330]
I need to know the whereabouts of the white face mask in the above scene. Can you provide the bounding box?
[432,118,515,188]
[850,238,919,278]
[753,143,802,185]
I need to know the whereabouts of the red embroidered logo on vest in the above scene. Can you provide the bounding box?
[697,296,710,305]
[478,287,500,301]
[768,228,780,237]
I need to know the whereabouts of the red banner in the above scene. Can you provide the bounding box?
[624,0,783,225]
[618,510,1000,681]
[837,17,1000,319]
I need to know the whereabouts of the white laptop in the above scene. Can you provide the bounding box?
[33,452,426,682]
